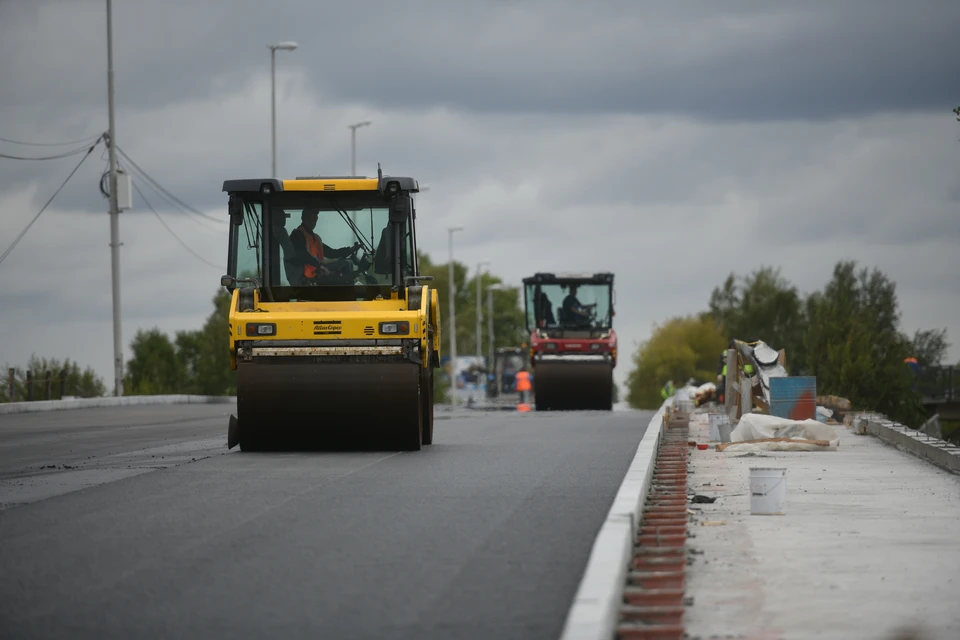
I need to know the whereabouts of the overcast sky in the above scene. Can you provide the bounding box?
[1,0,958,394]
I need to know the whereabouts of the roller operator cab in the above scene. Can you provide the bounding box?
[522,272,616,411]
[221,170,441,451]
[485,346,529,401]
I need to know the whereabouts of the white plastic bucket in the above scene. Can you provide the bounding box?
[749,467,787,515]
[709,413,730,442]
[717,419,733,443]
[708,413,721,441]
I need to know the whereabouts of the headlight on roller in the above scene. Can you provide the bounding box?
[245,323,276,336]
[379,321,410,335]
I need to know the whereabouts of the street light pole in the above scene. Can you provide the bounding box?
[475,261,489,358]
[105,0,123,396]
[447,227,464,405]
[348,121,372,176]
[486,284,506,372]
[269,41,298,178]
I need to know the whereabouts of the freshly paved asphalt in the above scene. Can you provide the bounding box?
[0,403,652,639]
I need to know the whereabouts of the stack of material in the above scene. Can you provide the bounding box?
[818,395,853,423]
[744,341,788,408]
[695,382,716,406]
[717,413,840,453]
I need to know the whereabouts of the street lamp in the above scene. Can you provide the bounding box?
[475,261,490,358]
[447,227,464,405]
[486,283,507,373]
[348,121,372,176]
[269,41,298,178]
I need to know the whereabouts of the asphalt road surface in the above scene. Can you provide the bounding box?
[0,403,652,640]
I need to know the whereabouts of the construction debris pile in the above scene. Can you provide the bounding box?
[668,337,854,453]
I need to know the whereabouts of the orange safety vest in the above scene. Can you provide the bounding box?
[296,226,324,278]
[515,371,531,392]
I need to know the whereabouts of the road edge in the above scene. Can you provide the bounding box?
[0,395,237,416]
[559,405,668,640]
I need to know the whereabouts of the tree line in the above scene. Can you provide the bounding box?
[3,251,528,402]
[626,260,952,427]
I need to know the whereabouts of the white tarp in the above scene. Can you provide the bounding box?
[696,382,716,395]
[723,413,840,452]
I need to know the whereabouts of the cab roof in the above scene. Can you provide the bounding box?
[222,176,419,195]
[522,272,614,285]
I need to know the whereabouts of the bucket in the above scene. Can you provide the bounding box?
[717,419,733,443]
[749,467,787,515]
[709,413,731,442]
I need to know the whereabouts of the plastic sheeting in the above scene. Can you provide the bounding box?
[723,413,841,452]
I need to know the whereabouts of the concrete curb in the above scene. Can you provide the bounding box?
[0,395,237,416]
[559,405,668,640]
[867,419,960,474]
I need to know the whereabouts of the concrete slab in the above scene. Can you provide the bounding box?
[684,413,960,640]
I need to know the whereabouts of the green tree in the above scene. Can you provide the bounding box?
[626,315,727,409]
[125,329,184,395]
[709,266,805,371]
[911,328,949,367]
[804,261,921,424]
[190,289,236,395]
[2,356,106,402]
[124,290,236,397]
[418,252,527,358]
[418,252,527,403]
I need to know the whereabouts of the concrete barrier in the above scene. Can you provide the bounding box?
[867,418,960,475]
[0,395,236,416]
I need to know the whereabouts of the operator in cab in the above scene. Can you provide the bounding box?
[290,208,361,282]
[561,284,594,327]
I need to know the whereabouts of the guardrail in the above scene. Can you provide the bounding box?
[919,365,958,403]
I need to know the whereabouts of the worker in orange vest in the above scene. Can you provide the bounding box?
[290,209,361,281]
[515,367,532,405]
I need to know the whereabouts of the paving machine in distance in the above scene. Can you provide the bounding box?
[485,346,528,402]
[523,272,616,411]
[221,168,441,451]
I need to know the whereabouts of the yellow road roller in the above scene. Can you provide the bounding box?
[221,167,441,451]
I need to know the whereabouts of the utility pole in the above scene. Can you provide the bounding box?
[269,41,298,178]
[106,0,123,396]
[349,121,372,176]
[475,261,489,358]
[486,284,505,370]
[447,227,464,405]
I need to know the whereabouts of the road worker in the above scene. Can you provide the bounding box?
[515,367,532,405]
[290,209,361,282]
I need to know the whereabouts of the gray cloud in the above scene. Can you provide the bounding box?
[1,0,959,389]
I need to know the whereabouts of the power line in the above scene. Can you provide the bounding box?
[0,138,102,268]
[0,143,99,161]
[114,159,221,233]
[0,133,103,147]
[115,147,224,224]
[131,180,222,270]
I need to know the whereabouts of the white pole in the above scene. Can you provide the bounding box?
[270,47,276,178]
[348,121,372,176]
[268,42,297,178]
[447,227,463,404]
[106,0,123,397]
[475,261,489,358]
[487,287,495,369]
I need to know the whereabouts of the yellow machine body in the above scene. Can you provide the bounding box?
[221,173,441,451]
